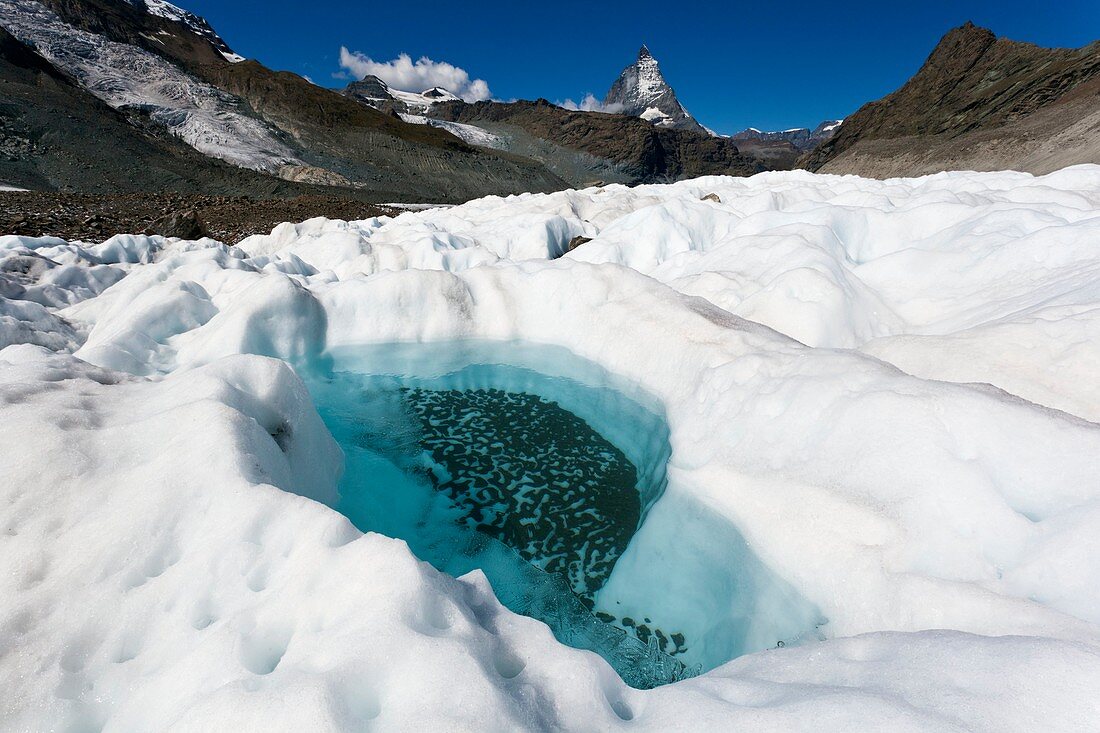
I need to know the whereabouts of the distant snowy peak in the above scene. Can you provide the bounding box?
[732,120,844,150]
[125,0,243,61]
[421,86,459,101]
[344,74,459,114]
[344,74,394,103]
[345,77,497,148]
[603,45,705,133]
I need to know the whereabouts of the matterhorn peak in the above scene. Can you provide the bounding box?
[603,45,705,133]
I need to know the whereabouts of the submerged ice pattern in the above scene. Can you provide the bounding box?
[402,386,641,599]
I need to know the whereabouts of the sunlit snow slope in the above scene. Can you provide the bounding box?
[2,168,1100,731]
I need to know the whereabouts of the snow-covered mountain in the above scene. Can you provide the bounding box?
[0,0,297,171]
[342,75,501,147]
[126,0,243,62]
[732,119,844,151]
[603,45,705,133]
[343,74,460,114]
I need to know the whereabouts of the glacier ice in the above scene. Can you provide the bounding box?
[398,113,506,149]
[2,167,1100,729]
[0,0,298,171]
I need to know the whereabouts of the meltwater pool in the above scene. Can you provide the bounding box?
[304,340,822,688]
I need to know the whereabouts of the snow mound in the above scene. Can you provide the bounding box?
[3,168,1100,730]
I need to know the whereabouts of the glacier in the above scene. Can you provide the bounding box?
[0,0,298,171]
[2,168,1100,730]
[398,113,505,149]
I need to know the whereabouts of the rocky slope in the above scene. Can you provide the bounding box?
[1,0,567,200]
[0,189,399,242]
[603,45,705,133]
[198,60,564,198]
[0,26,334,197]
[804,23,1100,176]
[429,99,762,186]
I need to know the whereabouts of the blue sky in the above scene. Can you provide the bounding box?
[183,0,1100,135]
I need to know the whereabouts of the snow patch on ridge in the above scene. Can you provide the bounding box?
[398,113,504,149]
[138,0,242,59]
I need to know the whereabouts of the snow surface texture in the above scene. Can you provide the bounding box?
[2,168,1100,730]
[0,0,295,170]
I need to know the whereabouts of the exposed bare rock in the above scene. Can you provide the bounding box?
[148,209,207,239]
[430,99,762,185]
[10,0,569,201]
[0,191,399,244]
[804,23,1100,176]
[603,45,705,133]
[278,165,352,187]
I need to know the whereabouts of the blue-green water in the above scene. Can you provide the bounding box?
[304,341,691,688]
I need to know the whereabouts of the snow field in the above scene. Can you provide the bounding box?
[2,167,1100,730]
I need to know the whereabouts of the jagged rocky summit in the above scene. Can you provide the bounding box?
[603,45,706,133]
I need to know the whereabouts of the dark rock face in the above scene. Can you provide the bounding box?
[204,60,569,199]
[803,23,1100,175]
[431,100,762,184]
[0,26,326,197]
[343,75,411,116]
[36,0,231,73]
[120,0,237,58]
[567,235,592,252]
[603,45,706,133]
[9,0,569,201]
[344,74,396,105]
[148,209,207,239]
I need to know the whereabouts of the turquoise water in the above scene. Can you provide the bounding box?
[304,341,691,688]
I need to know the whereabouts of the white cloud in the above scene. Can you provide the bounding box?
[559,94,623,114]
[339,47,492,102]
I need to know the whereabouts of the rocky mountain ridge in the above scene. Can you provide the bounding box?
[1,0,568,200]
[603,45,705,133]
[733,120,843,150]
[344,74,460,115]
[340,45,776,184]
[804,22,1100,175]
[429,98,762,185]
